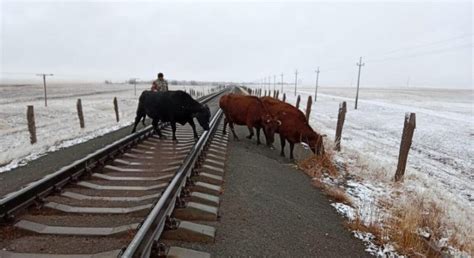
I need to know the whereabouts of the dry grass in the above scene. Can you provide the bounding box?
[298,152,339,179]
[345,215,387,246]
[385,197,445,257]
[298,147,473,256]
[324,185,353,206]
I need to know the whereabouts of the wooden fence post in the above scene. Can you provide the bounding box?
[394,113,416,182]
[305,95,313,121]
[334,101,347,151]
[113,97,119,122]
[296,95,301,109]
[283,93,286,102]
[76,98,85,128]
[27,105,37,144]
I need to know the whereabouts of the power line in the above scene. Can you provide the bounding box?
[366,43,473,63]
[368,33,473,59]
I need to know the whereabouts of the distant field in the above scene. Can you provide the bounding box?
[255,85,473,255]
[288,86,473,204]
[0,83,213,172]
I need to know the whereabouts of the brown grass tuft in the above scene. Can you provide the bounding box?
[324,185,353,206]
[298,152,339,178]
[386,197,444,257]
[345,215,386,246]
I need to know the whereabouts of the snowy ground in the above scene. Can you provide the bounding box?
[0,83,215,173]
[249,85,473,256]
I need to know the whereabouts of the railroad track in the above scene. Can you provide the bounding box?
[0,89,230,258]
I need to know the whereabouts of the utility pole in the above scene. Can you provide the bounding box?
[314,67,320,102]
[280,73,284,92]
[354,57,365,110]
[294,69,298,96]
[130,78,139,96]
[36,73,53,107]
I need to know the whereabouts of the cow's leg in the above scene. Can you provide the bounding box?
[188,119,199,140]
[223,116,228,134]
[246,126,254,139]
[132,115,141,133]
[141,115,146,126]
[256,127,261,145]
[280,134,285,157]
[152,119,164,138]
[171,122,178,142]
[289,142,295,160]
[131,104,145,133]
[229,122,239,140]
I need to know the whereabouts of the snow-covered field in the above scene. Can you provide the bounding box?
[0,83,214,173]
[250,85,473,256]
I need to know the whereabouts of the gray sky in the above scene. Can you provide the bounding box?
[1,0,472,88]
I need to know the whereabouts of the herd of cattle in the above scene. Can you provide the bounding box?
[131,89,325,159]
[220,93,325,159]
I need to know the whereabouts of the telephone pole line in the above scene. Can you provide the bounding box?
[294,69,298,96]
[354,57,365,110]
[280,73,284,92]
[130,78,139,96]
[314,67,320,102]
[36,73,53,107]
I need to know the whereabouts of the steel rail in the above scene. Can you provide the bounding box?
[0,90,225,223]
[121,106,224,258]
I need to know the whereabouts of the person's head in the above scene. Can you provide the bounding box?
[158,73,164,79]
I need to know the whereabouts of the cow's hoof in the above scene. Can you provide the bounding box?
[280,153,285,157]
[257,142,261,145]
[246,135,252,139]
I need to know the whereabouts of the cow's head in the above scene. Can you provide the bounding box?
[195,104,211,130]
[261,114,281,146]
[303,132,326,155]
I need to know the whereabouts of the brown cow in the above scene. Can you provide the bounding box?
[261,96,325,159]
[219,94,280,145]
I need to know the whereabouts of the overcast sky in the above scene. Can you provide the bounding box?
[0,0,472,88]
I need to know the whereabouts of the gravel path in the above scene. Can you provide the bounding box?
[168,125,371,257]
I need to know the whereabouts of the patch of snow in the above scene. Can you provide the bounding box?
[0,83,216,173]
[250,85,473,256]
[331,202,356,220]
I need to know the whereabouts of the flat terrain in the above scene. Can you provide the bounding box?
[168,125,371,257]
[0,83,214,171]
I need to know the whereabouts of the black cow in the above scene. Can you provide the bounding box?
[131,90,211,141]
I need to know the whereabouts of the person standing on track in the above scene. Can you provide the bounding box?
[151,72,169,92]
